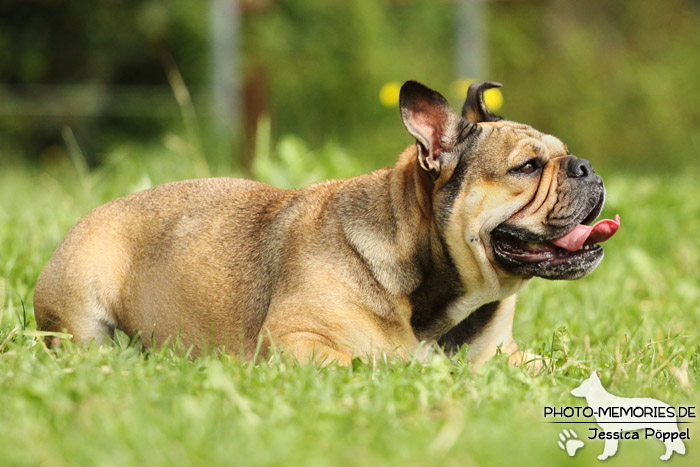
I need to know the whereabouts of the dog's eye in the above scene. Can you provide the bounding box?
[520,162,537,174]
[511,159,542,175]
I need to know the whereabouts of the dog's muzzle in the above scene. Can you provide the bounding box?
[490,157,619,280]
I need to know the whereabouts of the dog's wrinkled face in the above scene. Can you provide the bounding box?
[485,127,606,280]
[400,81,615,284]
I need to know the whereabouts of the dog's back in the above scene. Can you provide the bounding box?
[34,171,414,359]
[34,177,291,353]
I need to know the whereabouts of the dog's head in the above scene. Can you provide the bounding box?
[399,81,618,282]
[570,371,602,398]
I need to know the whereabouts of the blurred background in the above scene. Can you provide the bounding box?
[1,0,699,179]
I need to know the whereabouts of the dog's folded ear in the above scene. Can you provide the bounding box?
[400,81,463,174]
[462,81,503,123]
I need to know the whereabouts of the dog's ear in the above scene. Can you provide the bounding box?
[400,81,463,174]
[462,81,503,123]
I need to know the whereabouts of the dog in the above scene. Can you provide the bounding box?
[571,372,686,460]
[34,81,618,366]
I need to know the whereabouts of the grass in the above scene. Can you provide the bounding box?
[1,139,699,466]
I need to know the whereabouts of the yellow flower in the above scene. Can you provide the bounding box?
[379,82,401,107]
[484,88,503,111]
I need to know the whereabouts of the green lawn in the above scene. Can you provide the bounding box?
[1,143,699,466]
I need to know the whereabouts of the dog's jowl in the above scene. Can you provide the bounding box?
[34,81,619,366]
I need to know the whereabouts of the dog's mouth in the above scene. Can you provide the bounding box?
[490,200,620,280]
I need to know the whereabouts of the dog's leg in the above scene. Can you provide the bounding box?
[277,331,353,366]
[661,433,686,460]
[439,295,542,370]
[463,294,544,370]
[34,216,126,346]
[440,295,513,369]
[598,436,619,460]
[34,274,119,347]
[660,444,672,462]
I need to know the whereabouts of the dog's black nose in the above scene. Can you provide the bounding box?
[566,158,594,179]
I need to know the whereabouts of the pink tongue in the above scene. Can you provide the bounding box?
[551,215,620,252]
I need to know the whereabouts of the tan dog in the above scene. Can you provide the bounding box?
[34,81,618,367]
